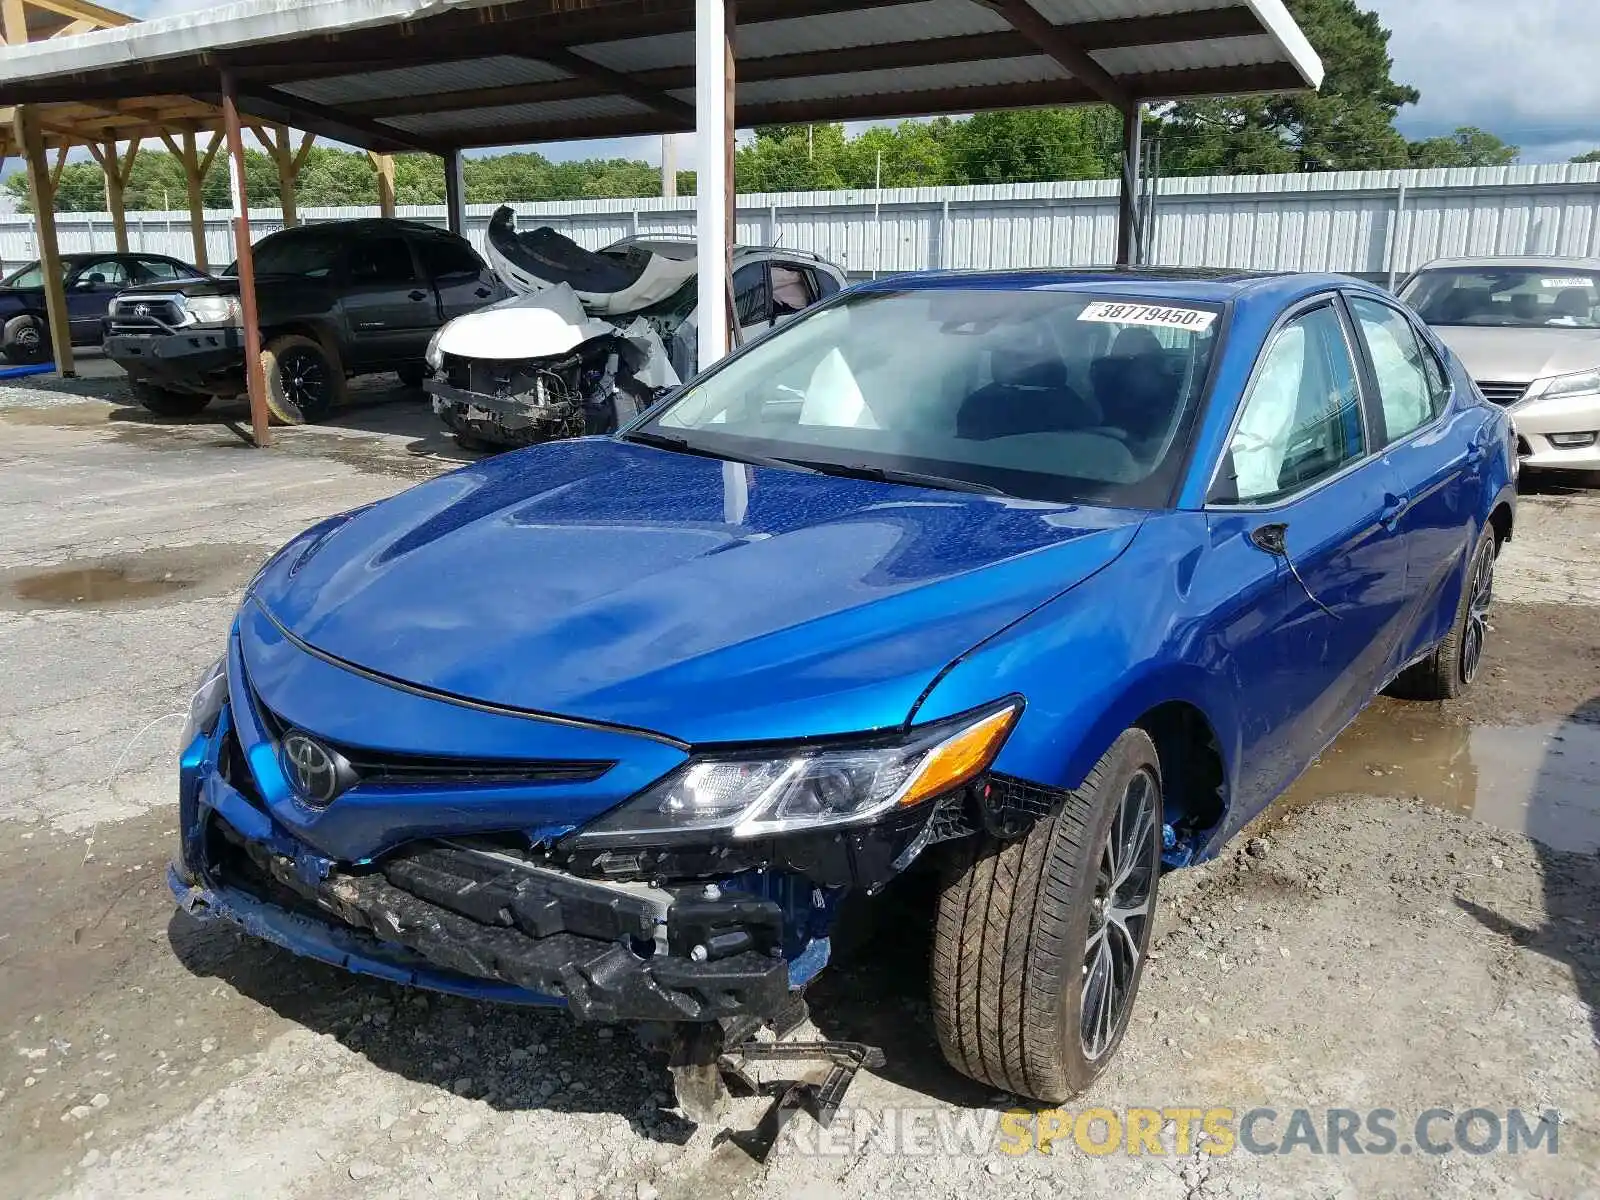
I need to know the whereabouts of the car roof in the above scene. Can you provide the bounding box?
[1412,255,1600,273]
[855,267,1367,306]
[262,217,449,239]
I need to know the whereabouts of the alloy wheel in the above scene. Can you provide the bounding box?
[281,348,329,417]
[1081,767,1159,1060]
[1460,541,1496,684]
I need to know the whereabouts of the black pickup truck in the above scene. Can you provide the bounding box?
[104,218,505,423]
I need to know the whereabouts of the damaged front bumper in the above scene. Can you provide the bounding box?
[172,701,961,1024]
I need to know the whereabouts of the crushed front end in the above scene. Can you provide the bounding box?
[171,610,1023,1031]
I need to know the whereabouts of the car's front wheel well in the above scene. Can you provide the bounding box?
[1134,701,1226,851]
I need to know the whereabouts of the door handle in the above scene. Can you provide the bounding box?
[474,287,492,298]
[1380,494,1409,528]
[408,289,428,302]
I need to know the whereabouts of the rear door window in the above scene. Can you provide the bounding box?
[418,237,485,281]
[348,237,418,286]
[1348,296,1441,443]
[770,263,818,318]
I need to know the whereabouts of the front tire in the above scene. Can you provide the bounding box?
[1390,524,1498,701]
[261,334,344,424]
[2,313,48,364]
[931,729,1162,1101]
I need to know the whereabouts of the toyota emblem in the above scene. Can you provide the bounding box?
[281,731,343,806]
[133,303,150,317]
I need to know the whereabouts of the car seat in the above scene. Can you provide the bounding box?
[1088,327,1180,445]
[955,341,1100,441]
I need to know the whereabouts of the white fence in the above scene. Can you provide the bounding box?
[4,163,1598,283]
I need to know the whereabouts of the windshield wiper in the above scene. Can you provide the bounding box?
[621,429,818,473]
[781,459,1007,496]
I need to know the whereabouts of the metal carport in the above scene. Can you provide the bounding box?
[0,0,1323,446]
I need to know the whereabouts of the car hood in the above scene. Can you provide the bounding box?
[1433,325,1600,384]
[248,438,1143,744]
[117,277,234,301]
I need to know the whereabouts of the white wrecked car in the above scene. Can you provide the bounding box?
[424,207,847,449]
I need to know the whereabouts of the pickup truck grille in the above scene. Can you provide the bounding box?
[108,295,185,333]
[1475,380,1527,407]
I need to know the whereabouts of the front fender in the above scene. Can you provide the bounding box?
[911,514,1243,806]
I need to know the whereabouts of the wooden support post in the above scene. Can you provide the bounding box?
[369,151,396,218]
[1,0,23,46]
[220,70,270,447]
[1116,103,1142,267]
[161,128,220,273]
[13,107,75,377]
[88,134,140,252]
[443,148,465,235]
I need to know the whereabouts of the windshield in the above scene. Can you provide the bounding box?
[634,287,1222,507]
[2,261,65,288]
[1402,267,1600,329]
[251,231,341,278]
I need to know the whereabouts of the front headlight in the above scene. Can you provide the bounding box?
[576,700,1021,843]
[425,325,446,370]
[181,295,243,327]
[1536,368,1600,401]
[180,656,227,747]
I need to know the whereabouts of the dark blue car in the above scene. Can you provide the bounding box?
[172,268,1516,1106]
[0,251,204,362]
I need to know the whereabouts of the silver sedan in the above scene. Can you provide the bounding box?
[1400,256,1600,475]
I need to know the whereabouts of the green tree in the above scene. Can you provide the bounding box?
[736,124,852,192]
[1572,149,1600,164]
[1407,126,1519,168]
[947,108,1118,184]
[1157,0,1419,174]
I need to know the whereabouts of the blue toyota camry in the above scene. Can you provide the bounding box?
[172,268,1516,1105]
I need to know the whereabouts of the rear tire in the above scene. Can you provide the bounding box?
[1390,523,1498,701]
[2,313,48,364]
[261,334,344,424]
[931,729,1162,1101]
[132,381,212,418]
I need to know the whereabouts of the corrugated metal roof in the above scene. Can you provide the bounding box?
[281,56,571,105]
[1095,34,1283,74]
[0,0,1325,153]
[384,94,651,136]
[580,0,1009,73]
[714,57,1070,108]
[1032,0,1240,20]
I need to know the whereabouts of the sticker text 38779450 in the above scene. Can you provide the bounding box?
[1077,302,1218,332]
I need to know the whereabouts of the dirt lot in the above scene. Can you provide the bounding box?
[1,380,1596,1199]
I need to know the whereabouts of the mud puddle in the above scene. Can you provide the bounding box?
[1279,702,1600,854]
[0,545,274,611]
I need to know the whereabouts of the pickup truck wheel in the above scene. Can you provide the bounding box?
[931,728,1162,1101]
[262,335,344,424]
[1389,523,1498,701]
[132,381,212,418]
[2,314,48,364]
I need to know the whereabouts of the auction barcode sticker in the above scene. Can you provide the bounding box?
[1077,301,1218,331]
[1541,277,1593,289]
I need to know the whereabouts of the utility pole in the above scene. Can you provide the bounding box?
[661,133,677,198]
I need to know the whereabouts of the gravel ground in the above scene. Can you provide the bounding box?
[1,381,1596,1198]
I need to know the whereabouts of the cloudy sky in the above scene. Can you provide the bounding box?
[83,0,1600,166]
